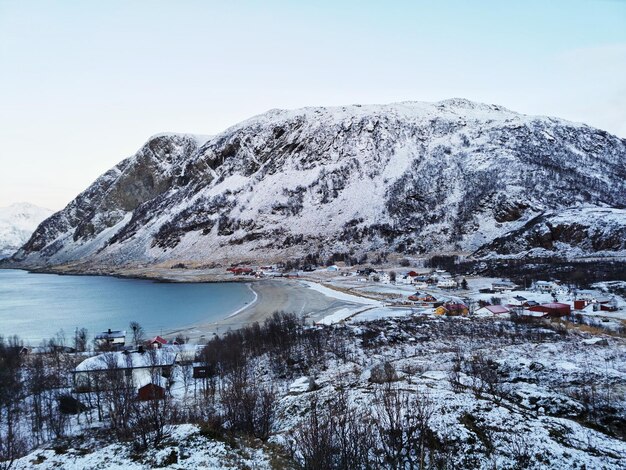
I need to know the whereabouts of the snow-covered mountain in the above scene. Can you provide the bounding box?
[7,99,626,270]
[473,207,626,260]
[0,203,53,259]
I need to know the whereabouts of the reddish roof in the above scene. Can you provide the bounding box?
[150,336,168,345]
[540,302,570,309]
[446,303,467,309]
[528,302,571,316]
[484,305,510,314]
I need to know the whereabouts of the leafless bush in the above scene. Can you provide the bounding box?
[291,392,374,470]
[504,432,534,469]
[373,384,435,469]
[462,352,509,402]
[129,395,179,450]
[369,361,398,384]
[220,370,277,440]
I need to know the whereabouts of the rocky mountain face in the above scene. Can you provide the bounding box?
[8,99,626,270]
[0,203,53,258]
[472,207,626,260]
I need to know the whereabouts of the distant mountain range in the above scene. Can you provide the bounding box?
[6,99,626,272]
[0,203,53,259]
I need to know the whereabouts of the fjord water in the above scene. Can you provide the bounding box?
[0,269,255,345]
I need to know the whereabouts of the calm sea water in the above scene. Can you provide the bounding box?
[0,269,254,345]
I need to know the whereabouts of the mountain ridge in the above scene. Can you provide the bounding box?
[7,99,626,271]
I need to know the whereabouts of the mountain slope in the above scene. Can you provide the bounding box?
[0,203,53,258]
[9,100,626,270]
[473,207,626,260]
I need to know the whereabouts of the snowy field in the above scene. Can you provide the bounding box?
[8,314,626,470]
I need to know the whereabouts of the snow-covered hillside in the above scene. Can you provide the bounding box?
[7,100,626,270]
[0,203,52,258]
[473,207,626,260]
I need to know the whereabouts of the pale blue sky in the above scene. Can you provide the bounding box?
[1,0,625,209]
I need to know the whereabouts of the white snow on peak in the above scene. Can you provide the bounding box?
[148,132,213,147]
[212,99,590,143]
[0,202,53,258]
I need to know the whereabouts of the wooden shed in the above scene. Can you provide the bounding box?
[138,383,166,401]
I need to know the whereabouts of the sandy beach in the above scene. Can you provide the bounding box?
[164,278,371,343]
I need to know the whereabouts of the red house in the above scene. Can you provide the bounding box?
[574,300,588,310]
[528,302,571,317]
[138,383,166,401]
[149,336,168,349]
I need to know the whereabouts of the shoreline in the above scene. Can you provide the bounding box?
[0,265,258,284]
[226,283,259,319]
[163,279,370,343]
[2,268,369,345]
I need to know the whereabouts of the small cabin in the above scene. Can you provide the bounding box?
[476,305,511,315]
[192,363,210,379]
[138,383,166,401]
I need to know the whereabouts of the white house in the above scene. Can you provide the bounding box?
[94,329,126,350]
[535,281,558,293]
[492,280,517,292]
[554,285,569,296]
[73,348,176,392]
[437,278,457,289]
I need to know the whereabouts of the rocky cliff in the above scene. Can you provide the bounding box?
[9,99,626,270]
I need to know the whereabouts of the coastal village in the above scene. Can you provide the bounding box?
[5,264,626,469]
[4,263,626,469]
[58,263,625,406]
[223,262,625,328]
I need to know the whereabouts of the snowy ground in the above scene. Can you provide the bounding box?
[12,424,277,469]
[9,314,626,470]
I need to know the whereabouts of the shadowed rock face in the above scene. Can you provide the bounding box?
[8,100,626,270]
[472,208,626,258]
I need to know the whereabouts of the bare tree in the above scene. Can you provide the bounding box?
[129,321,145,347]
[291,390,375,470]
[374,384,434,469]
[0,336,26,469]
[73,328,89,353]
[292,395,336,470]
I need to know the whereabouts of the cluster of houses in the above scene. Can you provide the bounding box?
[487,279,619,312]
[74,328,202,401]
[421,278,621,319]
[94,329,181,352]
[411,270,458,288]
[350,268,459,288]
[226,263,464,289]
[227,264,304,278]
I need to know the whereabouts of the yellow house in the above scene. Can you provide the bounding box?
[435,304,469,316]
[434,306,447,315]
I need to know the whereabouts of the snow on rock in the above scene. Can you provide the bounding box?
[0,202,52,258]
[11,424,275,469]
[288,376,316,394]
[7,100,626,271]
